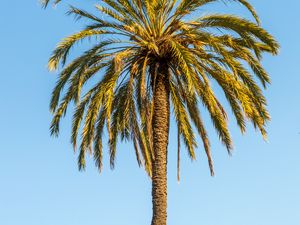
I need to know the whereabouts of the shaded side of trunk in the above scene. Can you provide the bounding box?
[151,63,170,225]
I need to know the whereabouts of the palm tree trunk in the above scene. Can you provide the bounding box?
[151,63,170,225]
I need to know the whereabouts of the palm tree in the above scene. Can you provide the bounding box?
[45,1,279,225]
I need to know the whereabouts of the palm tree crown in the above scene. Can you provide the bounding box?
[48,0,279,178]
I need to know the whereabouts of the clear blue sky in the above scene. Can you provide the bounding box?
[0,1,299,225]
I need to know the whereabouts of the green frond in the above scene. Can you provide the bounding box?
[175,76,215,175]
[202,62,270,138]
[67,6,104,23]
[185,93,214,176]
[198,14,279,54]
[193,74,233,152]
[79,64,120,158]
[96,5,125,23]
[130,96,153,176]
[93,108,106,172]
[78,143,86,171]
[133,136,143,167]
[174,0,259,23]
[71,89,95,151]
[48,29,109,71]
[170,81,197,160]
[109,119,118,169]
[234,0,260,25]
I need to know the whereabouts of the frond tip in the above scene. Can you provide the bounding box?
[40,0,62,8]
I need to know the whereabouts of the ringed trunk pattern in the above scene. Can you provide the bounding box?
[151,63,170,225]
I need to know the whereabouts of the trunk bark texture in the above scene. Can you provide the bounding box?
[151,63,170,225]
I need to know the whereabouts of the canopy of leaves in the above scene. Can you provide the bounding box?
[47,0,279,177]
